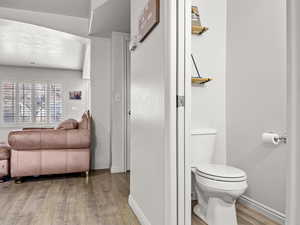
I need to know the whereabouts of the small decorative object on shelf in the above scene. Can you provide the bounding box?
[192,77,212,84]
[191,54,212,84]
[192,6,208,35]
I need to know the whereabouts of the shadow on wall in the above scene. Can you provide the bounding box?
[90,116,111,169]
[91,117,98,169]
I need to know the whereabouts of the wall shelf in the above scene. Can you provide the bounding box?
[192,77,212,84]
[192,25,208,35]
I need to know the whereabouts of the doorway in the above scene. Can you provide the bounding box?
[178,0,291,225]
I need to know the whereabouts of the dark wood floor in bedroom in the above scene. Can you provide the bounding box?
[0,170,140,225]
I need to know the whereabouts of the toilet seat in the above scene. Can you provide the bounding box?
[193,164,247,182]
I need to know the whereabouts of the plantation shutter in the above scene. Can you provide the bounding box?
[18,82,32,123]
[2,82,16,123]
[49,83,63,123]
[1,81,63,124]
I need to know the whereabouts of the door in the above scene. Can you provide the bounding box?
[125,39,131,171]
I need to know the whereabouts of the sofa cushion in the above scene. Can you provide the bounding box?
[57,119,78,130]
[78,114,89,129]
[8,129,90,150]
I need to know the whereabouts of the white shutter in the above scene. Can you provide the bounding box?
[18,82,32,123]
[1,81,63,125]
[34,83,48,123]
[49,83,63,123]
[2,82,17,123]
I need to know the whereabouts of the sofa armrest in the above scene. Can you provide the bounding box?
[8,129,90,151]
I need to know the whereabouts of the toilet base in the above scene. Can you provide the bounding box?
[194,198,238,225]
[193,204,207,222]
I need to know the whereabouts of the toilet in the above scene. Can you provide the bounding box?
[191,129,248,225]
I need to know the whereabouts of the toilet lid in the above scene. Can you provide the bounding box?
[194,164,247,182]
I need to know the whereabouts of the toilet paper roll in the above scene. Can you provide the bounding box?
[262,133,280,145]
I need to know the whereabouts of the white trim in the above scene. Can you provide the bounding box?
[128,195,152,225]
[286,0,300,224]
[110,167,124,174]
[164,0,178,224]
[177,0,192,224]
[88,10,94,35]
[239,195,286,225]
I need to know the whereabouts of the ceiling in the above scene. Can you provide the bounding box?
[89,0,130,36]
[0,0,90,18]
[0,19,89,70]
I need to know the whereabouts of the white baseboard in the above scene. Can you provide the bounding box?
[128,195,152,225]
[238,195,286,225]
[110,167,124,174]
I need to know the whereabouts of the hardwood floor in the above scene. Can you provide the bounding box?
[192,201,280,225]
[0,171,281,225]
[0,170,140,225]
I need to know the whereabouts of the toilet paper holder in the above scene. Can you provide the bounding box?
[274,135,288,144]
[262,132,288,145]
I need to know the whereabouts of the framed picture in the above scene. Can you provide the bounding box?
[69,91,82,100]
[138,0,160,42]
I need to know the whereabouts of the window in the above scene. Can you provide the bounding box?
[1,81,63,124]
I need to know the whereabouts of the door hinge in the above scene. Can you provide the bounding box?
[177,95,185,108]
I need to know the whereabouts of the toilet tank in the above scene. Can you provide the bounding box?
[191,129,217,166]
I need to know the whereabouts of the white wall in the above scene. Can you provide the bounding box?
[90,37,112,170]
[0,65,90,141]
[129,0,167,224]
[111,32,129,173]
[129,0,178,224]
[191,0,227,164]
[227,0,287,215]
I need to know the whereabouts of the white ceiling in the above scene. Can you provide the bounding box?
[0,0,90,18]
[0,19,89,70]
[89,0,130,36]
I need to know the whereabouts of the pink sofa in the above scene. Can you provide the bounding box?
[0,143,10,182]
[8,112,91,179]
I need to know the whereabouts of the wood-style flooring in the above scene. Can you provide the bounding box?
[192,201,281,225]
[0,170,140,225]
[0,170,281,225]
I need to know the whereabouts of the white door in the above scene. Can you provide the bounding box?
[125,39,131,171]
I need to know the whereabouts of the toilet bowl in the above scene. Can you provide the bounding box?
[191,129,248,225]
[192,164,247,225]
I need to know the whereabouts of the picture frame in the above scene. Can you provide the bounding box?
[69,91,82,100]
[138,0,160,42]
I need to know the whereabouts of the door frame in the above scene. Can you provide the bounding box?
[124,37,131,172]
[164,0,180,224]
[286,0,300,223]
[178,0,298,225]
[177,0,192,225]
